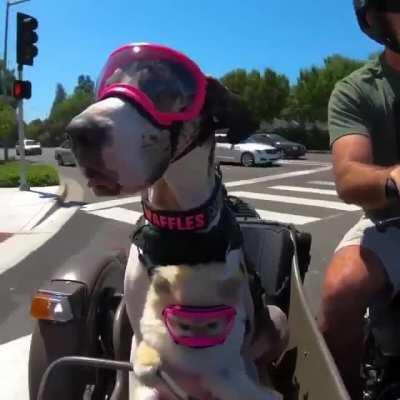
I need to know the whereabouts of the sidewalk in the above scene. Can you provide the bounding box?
[0,185,66,241]
[0,183,84,275]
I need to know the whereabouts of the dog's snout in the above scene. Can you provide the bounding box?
[66,116,111,147]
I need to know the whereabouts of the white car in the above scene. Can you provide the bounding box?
[215,134,282,167]
[16,139,42,156]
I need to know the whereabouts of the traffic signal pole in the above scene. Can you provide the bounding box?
[17,64,29,190]
[14,11,38,191]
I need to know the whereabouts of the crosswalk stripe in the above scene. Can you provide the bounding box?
[0,334,30,400]
[225,166,332,188]
[81,196,141,212]
[269,185,337,196]
[308,180,335,187]
[279,160,331,167]
[230,191,360,211]
[87,207,142,224]
[255,209,320,225]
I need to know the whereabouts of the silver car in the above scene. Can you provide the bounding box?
[54,139,76,166]
[215,134,282,167]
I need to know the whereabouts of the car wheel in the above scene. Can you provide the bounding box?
[16,150,19,156]
[241,152,255,167]
[56,155,64,166]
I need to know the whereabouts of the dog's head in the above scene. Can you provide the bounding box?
[66,44,256,196]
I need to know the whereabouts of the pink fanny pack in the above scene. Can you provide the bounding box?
[162,305,236,349]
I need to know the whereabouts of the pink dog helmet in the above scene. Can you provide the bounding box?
[96,43,207,127]
[162,305,237,349]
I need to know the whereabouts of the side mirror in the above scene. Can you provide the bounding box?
[230,144,235,150]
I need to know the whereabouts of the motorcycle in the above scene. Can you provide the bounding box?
[361,217,400,400]
[28,197,350,400]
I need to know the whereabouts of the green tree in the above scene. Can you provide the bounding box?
[221,68,290,124]
[26,119,45,141]
[49,84,67,118]
[0,59,17,161]
[0,59,15,98]
[47,75,95,145]
[0,100,17,161]
[289,55,364,122]
[75,75,95,97]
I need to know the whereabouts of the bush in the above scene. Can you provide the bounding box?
[0,161,59,187]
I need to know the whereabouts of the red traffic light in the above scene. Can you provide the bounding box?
[12,80,32,99]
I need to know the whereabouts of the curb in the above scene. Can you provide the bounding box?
[29,183,68,230]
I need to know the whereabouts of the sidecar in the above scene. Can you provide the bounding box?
[28,207,350,399]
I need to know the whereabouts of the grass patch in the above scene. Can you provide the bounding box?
[0,161,59,187]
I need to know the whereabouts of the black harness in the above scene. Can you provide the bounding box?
[131,176,243,275]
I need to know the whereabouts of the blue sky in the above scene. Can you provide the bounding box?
[1,0,381,122]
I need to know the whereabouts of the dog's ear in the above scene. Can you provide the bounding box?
[203,77,258,144]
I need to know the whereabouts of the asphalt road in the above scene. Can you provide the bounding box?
[0,150,363,343]
[0,149,362,399]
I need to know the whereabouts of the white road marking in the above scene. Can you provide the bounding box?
[0,334,31,400]
[269,185,338,196]
[308,180,335,187]
[279,160,331,166]
[255,209,320,225]
[87,207,142,224]
[81,196,141,212]
[230,191,360,211]
[225,166,331,188]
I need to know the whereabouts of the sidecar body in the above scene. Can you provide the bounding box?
[28,215,350,400]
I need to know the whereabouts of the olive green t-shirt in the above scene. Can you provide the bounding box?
[328,54,400,218]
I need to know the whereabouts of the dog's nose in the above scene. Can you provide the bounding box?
[66,116,110,148]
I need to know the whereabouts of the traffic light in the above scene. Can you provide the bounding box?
[16,12,38,66]
[12,80,32,99]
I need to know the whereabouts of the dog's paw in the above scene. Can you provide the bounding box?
[134,341,162,386]
[134,362,160,386]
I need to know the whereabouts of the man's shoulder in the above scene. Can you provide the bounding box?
[335,57,382,96]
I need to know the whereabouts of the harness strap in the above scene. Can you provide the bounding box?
[142,175,223,232]
[131,204,243,276]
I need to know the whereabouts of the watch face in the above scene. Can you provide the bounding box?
[386,177,400,200]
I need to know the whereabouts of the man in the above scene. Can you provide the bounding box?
[318,1,400,398]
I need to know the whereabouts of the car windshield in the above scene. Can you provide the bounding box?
[267,134,287,142]
[25,140,39,145]
[240,136,273,145]
[240,137,267,144]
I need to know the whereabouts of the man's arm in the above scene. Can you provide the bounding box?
[332,134,397,210]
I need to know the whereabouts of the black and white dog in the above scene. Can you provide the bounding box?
[67,46,286,400]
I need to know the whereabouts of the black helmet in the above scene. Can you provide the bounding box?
[354,0,400,53]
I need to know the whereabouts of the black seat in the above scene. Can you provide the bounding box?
[239,220,310,313]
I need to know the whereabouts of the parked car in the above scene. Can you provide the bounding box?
[54,139,76,166]
[215,133,282,167]
[15,139,42,156]
[253,133,307,158]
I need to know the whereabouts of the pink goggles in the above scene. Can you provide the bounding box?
[162,305,236,349]
[96,43,207,127]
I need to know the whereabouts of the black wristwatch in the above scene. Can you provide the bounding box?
[385,177,400,201]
